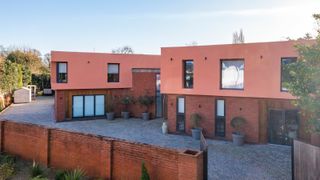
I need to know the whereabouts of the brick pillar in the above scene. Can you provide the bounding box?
[100,138,113,179]
[55,90,66,122]
[178,150,203,180]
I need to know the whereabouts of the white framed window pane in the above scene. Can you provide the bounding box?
[95,95,105,116]
[58,63,67,73]
[217,100,225,117]
[108,64,119,74]
[222,60,244,89]
[73,96,83,117]
[178,98,185,113]
[84,96,94,116]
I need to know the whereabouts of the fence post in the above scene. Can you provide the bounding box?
[292,140,294,180]
[0,121,4,153]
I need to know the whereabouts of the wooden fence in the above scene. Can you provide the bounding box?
[293,140,320,180]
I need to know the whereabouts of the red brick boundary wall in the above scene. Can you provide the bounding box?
[0,120,203,180]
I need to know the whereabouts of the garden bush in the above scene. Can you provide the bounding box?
[0,162,15,180]
[30,161,44,178]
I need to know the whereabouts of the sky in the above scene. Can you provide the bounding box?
[0,0,319,55]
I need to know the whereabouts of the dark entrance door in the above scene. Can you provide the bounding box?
[215,99,225,137]
[176,97,185,132]
[268,109,299,146]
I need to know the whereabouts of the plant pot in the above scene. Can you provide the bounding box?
[232,133,245,146]
[142,112,149,120]
[311,133,320,147]
[191,128,202,140]
[162,122,168,134]
[122,111,130,119]
[106,112,115,120]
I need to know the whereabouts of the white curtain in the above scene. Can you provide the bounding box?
[58,63,67,73]
[108,64,119,74]
[178,98,185,113]
[217,100,225,117]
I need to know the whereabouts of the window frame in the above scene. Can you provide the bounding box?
[280,57,297,92]
[56,62,68,83]
[107,63,120,83]
[220,59,245,90]
[72,94,106,118]
[182,60,194,89]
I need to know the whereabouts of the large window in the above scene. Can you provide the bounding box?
[108,63,120,82]
[72,95,105,118]
[221,59,244,89]
[57,62,67,83]
[183,60,193,88]
[281,57,297,91]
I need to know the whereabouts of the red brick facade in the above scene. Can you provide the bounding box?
[165,94,306,143]
[0,120,203,180]
[54,71,158,121]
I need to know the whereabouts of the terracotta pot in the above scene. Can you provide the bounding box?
[311,133,320,147]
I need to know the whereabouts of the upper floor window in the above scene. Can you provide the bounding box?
[281,57,297,91]
[183,60,193,88]
[108,63,119,82]
[57,62,67,83]
[221,59,244,90]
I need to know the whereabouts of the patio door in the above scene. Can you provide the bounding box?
[268,109,299,146]
[155,73,163,118]
[72,95,105,118]
[176,97,185,132]
[215,99,225,137]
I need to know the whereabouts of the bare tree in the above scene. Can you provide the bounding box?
[232,29,245,44]
[43,53,51,68]
[185,41,198,46]
[112,46,134,54]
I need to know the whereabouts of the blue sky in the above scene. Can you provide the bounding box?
[0,0,319,55]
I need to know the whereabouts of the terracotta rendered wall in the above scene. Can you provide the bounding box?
[0,120,203,180]
[166,94,298,143]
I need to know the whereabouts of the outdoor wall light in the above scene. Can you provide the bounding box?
[260,55,263,59]
[170,58,173,61]
[204,57,207,60]
[198,104,202,108]
[87,61,90,64]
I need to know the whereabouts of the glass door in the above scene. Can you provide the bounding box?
[215,99,226,137]
[176,97,185,132]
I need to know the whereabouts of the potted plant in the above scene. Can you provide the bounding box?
[138,95,154,120]
[106,95,115,120]
[162,121,168,134]
[190,113,202,140]
[120,95,135,119]
[231,116,247,146]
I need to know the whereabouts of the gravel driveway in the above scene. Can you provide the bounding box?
[0,96,292,180]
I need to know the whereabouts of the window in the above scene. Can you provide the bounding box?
[108,63,119,82]
[72,95,105,118]
[183,60,193,88]
[221,60,244,89]
[57,62,67,83]
[281,57,297,91]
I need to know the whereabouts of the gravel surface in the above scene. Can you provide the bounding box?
[0,96,292,180]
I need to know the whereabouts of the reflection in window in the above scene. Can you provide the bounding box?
[221,60,244,89]
[183,60,193,88]
[281,57,297,91]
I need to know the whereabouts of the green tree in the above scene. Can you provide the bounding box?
[141,162,150,180]
[285,14,320,133]
[0,61,22,93]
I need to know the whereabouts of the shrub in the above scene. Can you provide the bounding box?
[120,95,135,112]
[0,162,15,180]
[231,117,247,135]
[190,113,202,129]
[31,161,44,178]
[141,162,150,180]
[0,154,15,165]
[31,175,48,180]
[138,95,154,113]
[55,170,67,180]
[64,168,85,180]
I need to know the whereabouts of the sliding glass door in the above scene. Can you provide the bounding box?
[72,95,105,118]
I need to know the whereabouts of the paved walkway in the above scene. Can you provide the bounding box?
[0,96,292,180]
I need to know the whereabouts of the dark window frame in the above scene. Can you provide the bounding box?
[220,59,245,90]
[107,63,120,83]
[72,94,106,118]
[56,62,68,83]
[280,57,297,92]
[183,60,194,89]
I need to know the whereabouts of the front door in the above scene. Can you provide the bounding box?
[176,97,185,132]
[155,73,163,118]
[215,99,226,137]
[268,109,299,145]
